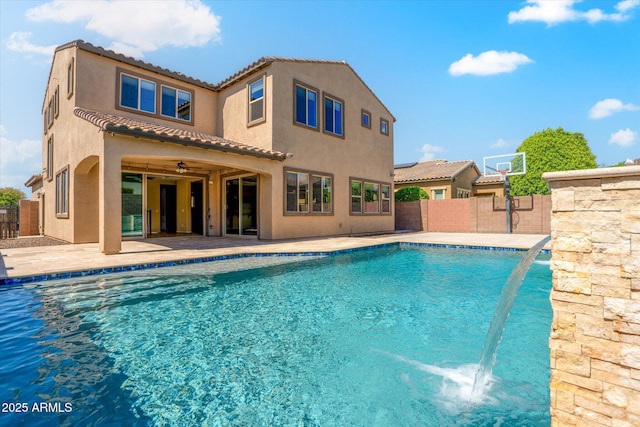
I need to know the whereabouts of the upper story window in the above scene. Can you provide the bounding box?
[248,77,265,124]
[361,109,371,129]
[324,95,344,137]
[380,118,389,136]
[294,82,318,129]
[54,86,59,119]
[46,98,54,129]
[67,59,74,97]
[47,135,54,181]
[120,73,156,114]
[161,86,191,121]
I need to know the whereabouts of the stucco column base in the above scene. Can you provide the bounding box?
[99,144,122,254]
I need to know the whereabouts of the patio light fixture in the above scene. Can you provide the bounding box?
[176,161,189,174]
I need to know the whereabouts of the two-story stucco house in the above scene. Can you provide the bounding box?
[38,40,395,254]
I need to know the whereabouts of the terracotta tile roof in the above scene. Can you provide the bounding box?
[213,57,394,120]
[393,160,478,183]
[54,41,395,122]
[74,108,288,161]
[473,174,506,185]
[59,40,215,89]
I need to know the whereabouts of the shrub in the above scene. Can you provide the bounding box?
[394,186,429,202]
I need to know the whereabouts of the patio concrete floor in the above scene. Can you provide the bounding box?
[0,232,551,282]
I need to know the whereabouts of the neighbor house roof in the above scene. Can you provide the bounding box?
[393,160,479,184]
[473,174,506,186]
[74,108,288,161]
[24,174,43,188]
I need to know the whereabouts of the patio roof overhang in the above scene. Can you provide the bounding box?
[74,107,289,161]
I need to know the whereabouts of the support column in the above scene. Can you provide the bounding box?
[99,150,122,254]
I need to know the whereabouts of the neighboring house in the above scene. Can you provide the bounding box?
[472,174,506,197]
[39,40,395,254]
[393,160,480,199]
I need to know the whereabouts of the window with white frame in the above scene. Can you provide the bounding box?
[294,82,318,128]
[248,77,265,124]
[286,169,333,214]
[433,189,446,200]
[324,95,343,137]
[120,73,156,113]
[361,109,371,129]
[56,167,69,217]
[380,118,389,135]
[351,178,391,215]
[161,85,191,121]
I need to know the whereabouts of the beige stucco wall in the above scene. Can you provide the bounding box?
[543,166,640,426]
[474,183,505,198]
[41,45,395,251]
[216,60,395,239]
[75,49,218,135]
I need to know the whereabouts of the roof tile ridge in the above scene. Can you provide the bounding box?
[70,40,214,89]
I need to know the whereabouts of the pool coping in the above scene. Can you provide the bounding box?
[0,241,550,286]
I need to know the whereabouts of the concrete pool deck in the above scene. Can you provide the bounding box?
[0,232,551,284]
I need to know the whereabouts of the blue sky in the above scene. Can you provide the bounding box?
[1,0,639,190]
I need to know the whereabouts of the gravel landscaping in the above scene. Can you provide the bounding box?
[0,236,69,249]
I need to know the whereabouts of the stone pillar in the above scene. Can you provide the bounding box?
[543,166,640,426]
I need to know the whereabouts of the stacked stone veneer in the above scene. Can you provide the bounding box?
[543,166,640,426]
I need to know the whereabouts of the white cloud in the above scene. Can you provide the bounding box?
[449,50,533,76]
[491,138,510,149]
[508,0,640,25]
[0,125,42,189]
[6,31,57,56]
[23,0,222,58]
[608,128,638,147]
[589,98,640,119]
[419,144,444,161]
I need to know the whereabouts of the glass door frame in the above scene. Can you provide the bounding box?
[223,173,259,238]
[121,169,208,240]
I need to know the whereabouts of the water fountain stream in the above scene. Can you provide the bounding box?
[471,235,552,397]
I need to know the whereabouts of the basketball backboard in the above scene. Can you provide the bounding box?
[482,152,526,179]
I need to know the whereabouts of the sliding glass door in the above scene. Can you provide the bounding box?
[224,175,257,236]
[122,173,143,237]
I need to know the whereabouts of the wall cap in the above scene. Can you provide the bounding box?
[543,166,640,182]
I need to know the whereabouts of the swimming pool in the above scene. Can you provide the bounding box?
[0,245,551,426]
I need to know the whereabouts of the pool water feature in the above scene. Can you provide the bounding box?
[473,235,552,398]
[0,246,552,426]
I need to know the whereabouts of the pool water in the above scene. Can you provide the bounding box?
[0,246,552,426]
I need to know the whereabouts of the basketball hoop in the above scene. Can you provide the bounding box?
[498,169,508,182]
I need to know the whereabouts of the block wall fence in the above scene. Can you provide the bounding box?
[394,195,551,234]
[543,166,640,426]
